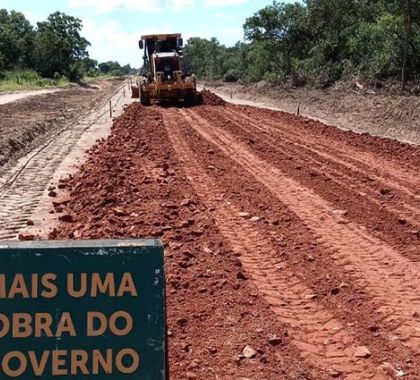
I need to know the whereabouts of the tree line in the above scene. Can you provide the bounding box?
[184,0,420,88]
[0,9,135,81]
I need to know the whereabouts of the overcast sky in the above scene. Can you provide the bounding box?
[0,0,278,67]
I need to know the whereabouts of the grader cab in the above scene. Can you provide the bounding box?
[131,33,197,106]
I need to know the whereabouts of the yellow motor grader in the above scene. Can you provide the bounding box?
[131,33,197,106]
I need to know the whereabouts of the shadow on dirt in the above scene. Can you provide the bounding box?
[136,90,226,108]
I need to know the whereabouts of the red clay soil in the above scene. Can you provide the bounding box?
[52,104,316,379]
[200,90,226,106]
[51,96,420,379]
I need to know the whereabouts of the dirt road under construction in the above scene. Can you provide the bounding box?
[2,89,420,378]
[44,91,420,379]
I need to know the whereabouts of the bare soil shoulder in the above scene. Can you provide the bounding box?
[205,81,420,145]
[0,78,124,174]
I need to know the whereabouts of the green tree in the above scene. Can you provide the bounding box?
[75,57,98,77]
[184,37,226,79]
[98,61,112,74]
[121,64,132,75]
[32,12,90,80]
[347,13,402,79]
[346,0,420,84]
[242,0,420,86]
[98,61,128,76]
[0,9,34,70]
[244,1,309,80]
[394,0,420,87]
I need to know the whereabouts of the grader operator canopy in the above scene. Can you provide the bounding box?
[139,34,183,59]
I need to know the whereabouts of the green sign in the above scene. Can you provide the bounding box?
[0,239,166,379]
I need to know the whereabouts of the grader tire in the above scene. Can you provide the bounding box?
[184,92,198,107]
[140,92,151,106]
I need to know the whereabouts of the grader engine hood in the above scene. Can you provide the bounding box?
[154,52,180,81]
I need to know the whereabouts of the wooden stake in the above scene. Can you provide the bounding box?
[109,100,112,118]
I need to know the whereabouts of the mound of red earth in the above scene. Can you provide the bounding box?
[199,90,226,106]
[51,103,312,379]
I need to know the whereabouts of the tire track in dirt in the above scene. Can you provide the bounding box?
[231,106,420,192]
[163,109,389,379]
[180,107,420,358]
[203,107,420,253]
[176,110,420,375]
[234,107,420,199]
[223,107,420,227]
[225,106,420,197]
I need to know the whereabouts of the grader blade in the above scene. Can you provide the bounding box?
[131,86,140,99]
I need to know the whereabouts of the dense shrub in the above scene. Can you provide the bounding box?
[184,0,420,88]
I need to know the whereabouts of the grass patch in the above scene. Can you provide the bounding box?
[0,70,70,92]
